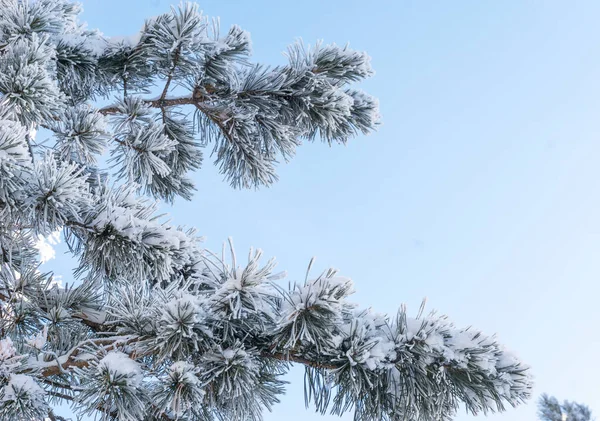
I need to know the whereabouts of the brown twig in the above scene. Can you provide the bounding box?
[159,45,182,104]
[98,96,196,115]
[263,351,338,370]
[112,137,145,153]
[39,336,140,377]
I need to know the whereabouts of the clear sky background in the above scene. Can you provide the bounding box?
[44,1,600,420]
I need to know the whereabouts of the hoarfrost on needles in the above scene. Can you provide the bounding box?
[97,351,143,386]
[0,1,532,420]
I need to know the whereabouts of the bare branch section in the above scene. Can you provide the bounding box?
[99,96,196,115]
[159,45,182,104]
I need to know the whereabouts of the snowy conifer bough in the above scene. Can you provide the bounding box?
[0,1,532,420]
[538,394,594,421]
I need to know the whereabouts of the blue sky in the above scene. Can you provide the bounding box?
[46,1,600,420]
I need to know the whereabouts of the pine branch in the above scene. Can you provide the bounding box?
[0,290,107,332]
[38,336,139,377]
[0,2,530,420]
[33,324,449,381]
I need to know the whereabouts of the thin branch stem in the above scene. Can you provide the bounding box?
[25,133,35,162]
[98,96,196,115]
[41,377,81,392]
[159,45,182,104]
[194,103,234,143]
[123,73,128,99]
[112,137,145,153]
[159,45,182,123]
[47,390,75,402]
[264,351,338,370]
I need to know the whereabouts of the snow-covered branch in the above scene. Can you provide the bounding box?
[0,1,532,420]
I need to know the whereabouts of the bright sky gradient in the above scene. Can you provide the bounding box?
[44,1,600,420]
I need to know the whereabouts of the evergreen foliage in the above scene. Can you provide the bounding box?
[0,1,533,420]
[538,394,594,421]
